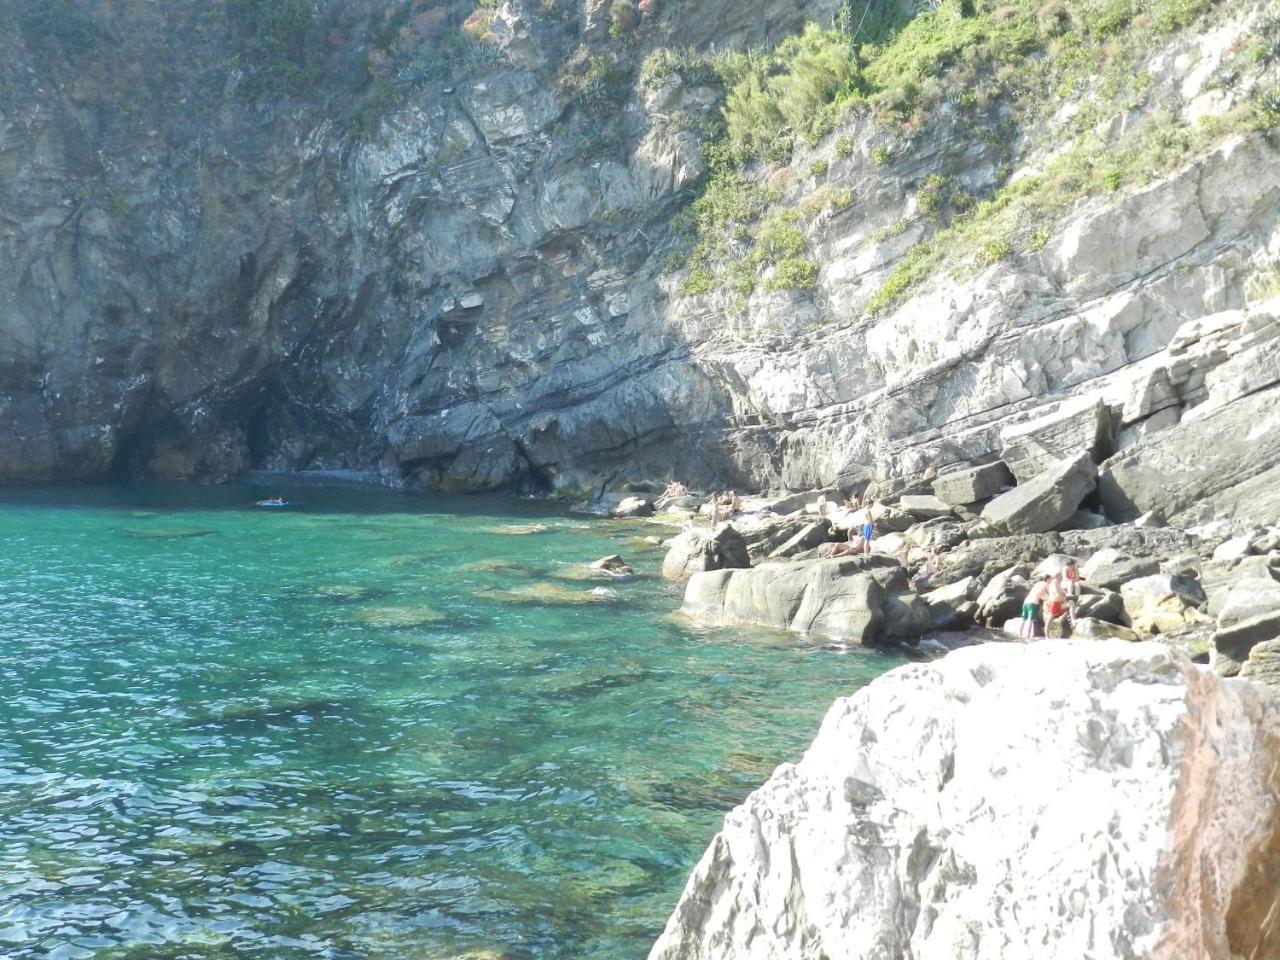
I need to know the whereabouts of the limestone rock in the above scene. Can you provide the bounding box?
[980,454,1098,535]
[767,519,833,560]
[648,643,1280,960]
[931,461,1014,506]
[923,576,976,630]
[897,494,954,520]
[610,496,655,518]
[1000,399,1115,483]
[588,555,632,576]
[1240,637,1280,691]
[661,526,750,580]
[1081,548,1161,590]
[1099,383,1280,525]
[681,556,913,643]
[1071,617,1139,641]
[1211,530,1259,564]
[1121,573,1209,636]
[1213,565,1280,676]
[974,564,1030,626]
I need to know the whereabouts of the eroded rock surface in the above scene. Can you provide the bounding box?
[649,642,1280,960]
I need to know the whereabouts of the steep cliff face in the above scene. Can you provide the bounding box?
[648,642,1280,960]
[1,0,1277,502]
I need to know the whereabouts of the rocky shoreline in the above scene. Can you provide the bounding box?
[587,442,1280,686]
[609,454,1280,958]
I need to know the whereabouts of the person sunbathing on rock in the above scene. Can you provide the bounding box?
[656,480,688,509]
[831,528,864,557]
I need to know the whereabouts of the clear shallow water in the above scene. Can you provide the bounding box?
[0,484,902,960]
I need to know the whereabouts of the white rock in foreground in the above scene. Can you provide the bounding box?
[648,642,1280,960]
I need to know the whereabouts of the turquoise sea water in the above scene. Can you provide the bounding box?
[0,485,901,960]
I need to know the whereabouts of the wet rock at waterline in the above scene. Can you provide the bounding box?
[648,642,1280,960]
[681,556,926,645]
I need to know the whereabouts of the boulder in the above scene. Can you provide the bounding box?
[1071,617,1139,641]
[610,495,654,518]
[1098,383,1280,525]
[1000,398,1114,482]
[923,576,976,630]
[1080,549,1161,590]
[869,504,916,533]
[1213,565,1280,676]
[979,454,1098,535]
[648,643,1280,960]
[681,557,916,644]
[1240,637,1280,691]
[661,526,750,580]
[588,554,632,576]
[1075,589,1125,624]
[974,564,1031,626]
[767,519,832,560]
[897,494,955,520]
[1211,530,1260,564]
[1120,573,1209,636]
[763,487,845,516]
[931,460,1015,506]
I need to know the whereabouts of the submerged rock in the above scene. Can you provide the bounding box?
[352,605,447,628]
[500,583,618,605]
[648,642,1280,960]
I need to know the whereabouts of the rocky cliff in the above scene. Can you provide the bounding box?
[648,641,1280,960]
[1,0,1277,505]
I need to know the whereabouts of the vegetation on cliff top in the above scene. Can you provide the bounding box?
[665,0,1278,310]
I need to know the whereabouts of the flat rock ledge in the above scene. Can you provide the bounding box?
[648,642,1280,960]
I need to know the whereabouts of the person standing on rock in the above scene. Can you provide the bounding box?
[1062,560,1082,623]
[1020,576,1051,640]
[859,499,876,556]
[1043,576,1067,638]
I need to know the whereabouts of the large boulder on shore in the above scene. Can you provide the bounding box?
[999,398,1115,483]
[1120,572,1209,636]
[979,453,1097,535]
[681,557,918,644]
[1213,564,1280,676]
[931,461,1014,506]
[661,526,750,580]
[648,642,1280,960]
[1098,383,1280,525]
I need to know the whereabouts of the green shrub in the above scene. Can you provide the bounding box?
[765,258,819,291]
[722,25,862,164]
[979,238,1012,264]
[560,48,631,116]
[869,144,892,166]
[808,158,830,178]
[681,267,716,296]
[834,134,855,158]
[1247,261,1280,302]
[609,0,640,41]
[226,0,318,98]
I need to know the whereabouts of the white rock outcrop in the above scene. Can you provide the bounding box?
[648,642,1280,960]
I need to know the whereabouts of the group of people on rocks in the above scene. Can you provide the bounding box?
[1019,560,1082,639]
[823,496,878,557]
